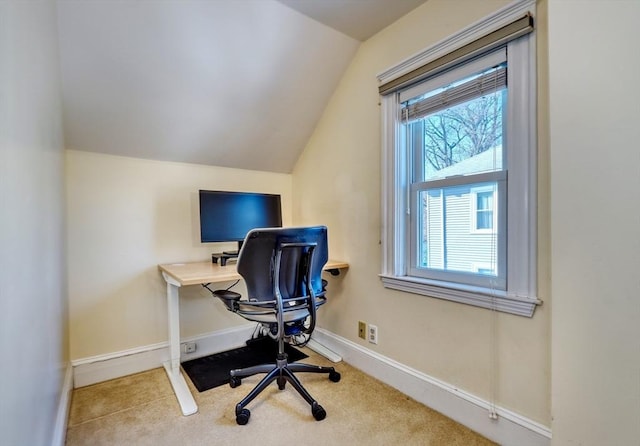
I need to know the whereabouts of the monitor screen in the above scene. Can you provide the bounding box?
[199,190,282,244]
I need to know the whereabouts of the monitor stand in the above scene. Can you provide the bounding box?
[211,253,237,267]
[211,241,243,266]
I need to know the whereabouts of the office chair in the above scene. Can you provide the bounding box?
[210,226,341,425]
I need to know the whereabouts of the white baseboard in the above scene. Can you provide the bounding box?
[70,325,551,445]
[71,324,255,388]
[312,328,552,446]
[51,363,73,446]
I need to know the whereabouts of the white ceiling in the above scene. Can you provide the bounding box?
[276,0,428,41]
[57,0,427,173]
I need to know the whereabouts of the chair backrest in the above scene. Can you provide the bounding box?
[237,226,328,303]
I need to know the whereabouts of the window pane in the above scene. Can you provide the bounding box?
[476,191,493,230]
[421,89,505,181]
[418,184,498,276]
[477,210,493,230]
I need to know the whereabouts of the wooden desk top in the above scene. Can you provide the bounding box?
[159,259,349,287]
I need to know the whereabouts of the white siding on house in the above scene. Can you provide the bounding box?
[422,184,498,274]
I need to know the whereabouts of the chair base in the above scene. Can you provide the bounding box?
[229,352,340,425]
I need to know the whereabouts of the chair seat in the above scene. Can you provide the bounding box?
[238,308,309,324]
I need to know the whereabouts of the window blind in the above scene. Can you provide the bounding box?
[379,13,532,96]
[402,64,506,123]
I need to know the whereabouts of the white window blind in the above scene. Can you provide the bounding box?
[402,64,506,123]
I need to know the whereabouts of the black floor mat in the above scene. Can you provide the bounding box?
[181,336,308,392]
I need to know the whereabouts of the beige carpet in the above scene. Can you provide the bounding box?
[66,348,496,445]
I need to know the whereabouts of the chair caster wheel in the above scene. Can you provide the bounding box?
[229,376,241,388]
[236,408,250,425]
[311,402,326,421]
[329,370,341,382]
[277,376,286,390]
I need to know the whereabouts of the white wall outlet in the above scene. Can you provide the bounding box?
[182,342,197,354]
[368,324,378,344]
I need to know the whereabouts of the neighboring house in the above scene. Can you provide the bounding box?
[421,146,502,275]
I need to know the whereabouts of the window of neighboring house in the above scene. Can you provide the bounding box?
[471,187,497,233]
[475,192,494,230]
[378,1,540,316]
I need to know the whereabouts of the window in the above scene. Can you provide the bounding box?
[473,188,496,232]
[379,1,539,317]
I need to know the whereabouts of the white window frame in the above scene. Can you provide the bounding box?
[379,0,540,317]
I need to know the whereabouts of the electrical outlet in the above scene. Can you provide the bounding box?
[368,324,378,344]
[358,321,366,339]
[182,342,197,354]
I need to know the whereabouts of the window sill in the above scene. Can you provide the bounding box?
[379,274,541,317]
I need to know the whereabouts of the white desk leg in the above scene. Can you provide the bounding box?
[163,278,198,416]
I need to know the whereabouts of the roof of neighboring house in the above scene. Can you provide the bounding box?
[428,145,503,179]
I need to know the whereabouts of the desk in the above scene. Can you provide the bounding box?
[158,259,348,416]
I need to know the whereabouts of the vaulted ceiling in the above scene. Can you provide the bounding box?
[57,0,427,173]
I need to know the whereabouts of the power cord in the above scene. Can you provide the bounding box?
[201,280,240,295]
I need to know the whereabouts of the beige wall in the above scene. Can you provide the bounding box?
[0,0,68,443]
[292,0,551,426]
[66,150,292,359]
[548,1,640,444]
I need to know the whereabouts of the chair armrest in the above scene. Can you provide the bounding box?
[212,289,242,311]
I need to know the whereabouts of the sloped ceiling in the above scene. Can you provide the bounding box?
[56,0,426,173]
[277,0,428,41]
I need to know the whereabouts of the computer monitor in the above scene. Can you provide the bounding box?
[199,190,282,254]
